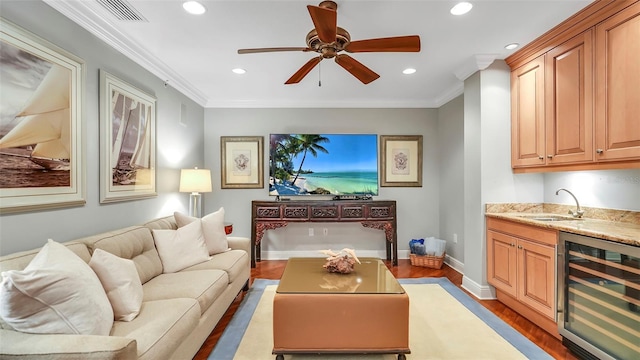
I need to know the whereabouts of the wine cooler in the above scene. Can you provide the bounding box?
[557,231,640,360]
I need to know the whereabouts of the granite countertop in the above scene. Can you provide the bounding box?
[485,203,640,247]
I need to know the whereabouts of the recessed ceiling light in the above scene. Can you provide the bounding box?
[450,2,473,16]
[504,43,519,50]
[232,68,246,75]
[183,1,206,15]
[403,68,417,75]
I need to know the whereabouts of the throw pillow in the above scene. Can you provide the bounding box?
[0,239,114,335]
[89,249,143,322]
[175,207,228,255]
[152,220,210,273]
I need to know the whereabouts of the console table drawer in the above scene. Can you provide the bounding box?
[342,206,365,219]
[311,206,339,219]
[283,206,309,219]
[255,206,281,218]
[369,205,394,219]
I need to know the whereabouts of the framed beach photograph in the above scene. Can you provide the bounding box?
[0,19,85,213]
[99,70,156,203]
[380,135,423,187]
[220,136,263,189]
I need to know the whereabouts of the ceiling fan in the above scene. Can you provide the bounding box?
[237,1,421,85]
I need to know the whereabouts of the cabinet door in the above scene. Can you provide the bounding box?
[595,2,640,161]
[517,239,556,319]
[545,30,594,165]
[487,230,518,298]
[511,55,546,167]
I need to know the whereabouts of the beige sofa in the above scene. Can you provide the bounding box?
[0,215,251,360]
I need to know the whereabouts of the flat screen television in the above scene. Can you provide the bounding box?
[269,134,378,196]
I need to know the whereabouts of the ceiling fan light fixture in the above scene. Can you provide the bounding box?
[183,1,206,15]
[451,2,473,16]
[403,68,417,75]
[504,43,519,50]
[232,68,246,74]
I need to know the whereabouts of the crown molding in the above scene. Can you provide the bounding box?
[43,0,208,106]
[454,54,498,81]
[206,98,443,109]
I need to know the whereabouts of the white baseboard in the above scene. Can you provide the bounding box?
[444,254,464,274]
[261,250,387,260]
[461,275,496,300]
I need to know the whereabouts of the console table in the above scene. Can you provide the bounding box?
[250,200,398,267]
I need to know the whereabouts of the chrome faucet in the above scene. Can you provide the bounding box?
[555,188,584,218]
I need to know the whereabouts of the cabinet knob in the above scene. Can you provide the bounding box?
[518,245,523,249]
[596,149,604,154]
[538,156,544,160]
[547,155,553,159]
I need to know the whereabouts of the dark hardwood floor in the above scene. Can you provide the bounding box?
[193,260,579,360]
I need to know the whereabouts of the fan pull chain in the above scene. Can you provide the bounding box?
[318,60,322,87]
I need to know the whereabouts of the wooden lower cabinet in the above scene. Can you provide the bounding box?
[486,217,560,339]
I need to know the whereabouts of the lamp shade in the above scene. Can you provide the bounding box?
[179,168,212,193]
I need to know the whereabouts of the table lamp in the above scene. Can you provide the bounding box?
[179,167,212,218]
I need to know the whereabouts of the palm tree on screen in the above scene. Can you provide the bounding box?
[291,134,329,185]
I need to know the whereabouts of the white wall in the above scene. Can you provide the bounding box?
[0,1,205,255]
[543,169,640,211]
[203,108,440,259]
[463,61,543,298]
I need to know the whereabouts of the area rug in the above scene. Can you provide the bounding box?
[208,278,553,360]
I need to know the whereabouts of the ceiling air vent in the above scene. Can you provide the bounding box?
[96,0,148,21]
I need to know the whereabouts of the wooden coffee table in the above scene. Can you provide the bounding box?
[272,257,410,360]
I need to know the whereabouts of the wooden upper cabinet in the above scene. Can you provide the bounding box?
[595,2,640,161]
[511,55,546,167]
[545,29,594,165]
[507,0,640,172]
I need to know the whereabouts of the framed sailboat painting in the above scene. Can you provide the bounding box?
[0,19,85,213]
[99,70,157,203]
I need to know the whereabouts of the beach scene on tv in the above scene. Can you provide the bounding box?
[269,134,378,196]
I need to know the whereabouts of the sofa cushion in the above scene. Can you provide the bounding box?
[111,298,200,360]
[0,329,138,359]
[89,249,143,322]
[182,249,249,284]
[0,241,91,273]
[174,208,229,255]
[0,239,113,336]
[80,226,163,285]
[151,220,210,273]
[142,269,228,315]
[143,215,177,230]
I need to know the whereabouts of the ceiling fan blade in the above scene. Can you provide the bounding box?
[238,47,312,54]
[307,5,337,43]
[334,54,380,84]
[345,35,421,53]
[285,57,322,84]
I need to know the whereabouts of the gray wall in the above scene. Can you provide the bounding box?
[437,95,465,262]
[0,1,205,255]
[203,108,440,259]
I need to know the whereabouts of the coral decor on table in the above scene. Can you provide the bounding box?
[320,248,361,274]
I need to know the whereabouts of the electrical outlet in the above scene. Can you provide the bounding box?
[309,228,314,236]
[323,228,328,236]
[453,233,458,243]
